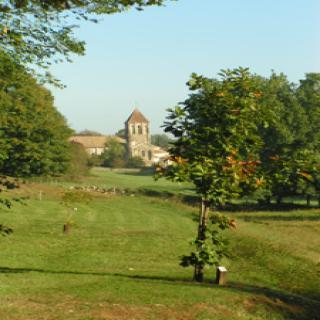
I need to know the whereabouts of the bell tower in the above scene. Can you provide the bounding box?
[125,108,152,164]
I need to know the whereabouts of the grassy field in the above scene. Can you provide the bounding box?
[0,169,319,319]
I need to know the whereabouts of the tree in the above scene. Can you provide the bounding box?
[0,176,16,236]
[0,0,172,84]
[255,73,310,203]
[296,74,320,205]
[126,156,145,168]
[77,129,103,136]
[151,133,172,149]
[297,73,320,149]
[158,68,269,282]
[0,52,72,177]
[115,128,126,139]
[67,141,91,177]
[100,137,126,168]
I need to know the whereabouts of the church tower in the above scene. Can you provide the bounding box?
[125,108,153,164]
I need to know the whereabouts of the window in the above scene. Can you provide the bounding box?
[142,150,146,158]
[138,125,142,134]
[148,150,152,160]
[132,125,136,134]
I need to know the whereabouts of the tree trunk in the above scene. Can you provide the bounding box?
[306,195,311,207]
[194,198,209,282]
[276,196,282,205]
[63,223,72,234]
[266,196,271,205]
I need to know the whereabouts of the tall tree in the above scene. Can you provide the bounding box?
[297,73,320,149]
[0,52,72,177]
[296,74,320,204]
[158,68,268,281]
[256,73,309,202]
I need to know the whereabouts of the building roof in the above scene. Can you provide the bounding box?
[69,136,125,148]
[126,108,149,124]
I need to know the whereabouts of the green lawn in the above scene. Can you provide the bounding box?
[0,170,319,319]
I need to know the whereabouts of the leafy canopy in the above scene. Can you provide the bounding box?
[161,68,268,206]
[0,51,72,177]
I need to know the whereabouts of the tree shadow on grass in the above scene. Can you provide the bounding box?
[137,188,199,205]
[222,281,320,320]
[221,202,320,212]
[239,214,320,222]
[130,187,320,212]
[1,266,319,319]
[118,168,155,177]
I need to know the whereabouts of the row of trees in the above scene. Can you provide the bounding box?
[158,68,320,281]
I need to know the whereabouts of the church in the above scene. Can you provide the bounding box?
[125,108,168,166]
[70,108,169,166]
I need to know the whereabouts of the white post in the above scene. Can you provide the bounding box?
[216,266,228,285]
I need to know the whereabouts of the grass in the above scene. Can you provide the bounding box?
[0,170,319,319]
[33,167,194,196]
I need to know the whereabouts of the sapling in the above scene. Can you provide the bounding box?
[61,190,92,234]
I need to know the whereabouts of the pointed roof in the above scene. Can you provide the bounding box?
[126,108,149,124]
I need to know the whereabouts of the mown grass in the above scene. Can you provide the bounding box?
[0,170,319,319]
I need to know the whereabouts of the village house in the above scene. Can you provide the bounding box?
[69,135,125,156]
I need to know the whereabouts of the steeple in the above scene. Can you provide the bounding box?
[125,108,152,164]
[125,108,149,124]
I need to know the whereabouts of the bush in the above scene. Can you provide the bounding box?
[100,138,126,168]
[66,142,90,177]
[126,156,145,168]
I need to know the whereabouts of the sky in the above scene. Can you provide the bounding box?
[50,0,320,135]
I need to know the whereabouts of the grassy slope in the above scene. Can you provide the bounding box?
[0,170,319,320]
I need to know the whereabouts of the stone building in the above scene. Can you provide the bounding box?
[125,108,154,165]
[69,135,125,156]
[125,108,170,166]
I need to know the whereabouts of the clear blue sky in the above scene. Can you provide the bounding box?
[50,0,320,135]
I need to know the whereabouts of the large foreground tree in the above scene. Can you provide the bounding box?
[158,68,270,281]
